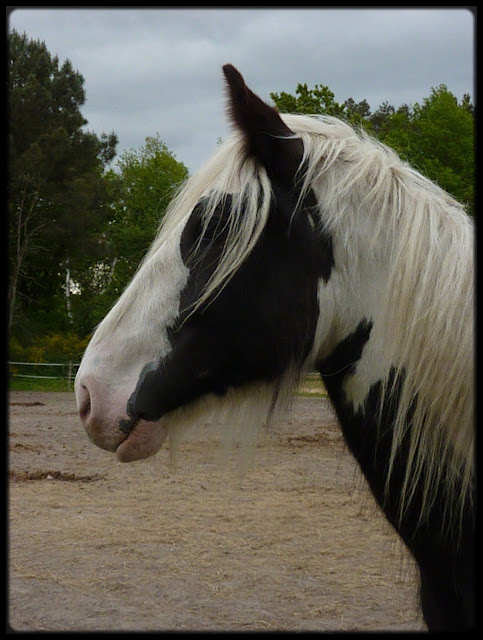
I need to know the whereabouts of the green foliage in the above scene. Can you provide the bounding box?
[9,332,90,363]
[8,29,118,337]
[68,134,189,334]
[271,83,346,119]
[8,28,474,363]
[272,83,374,131]
[412,87,474,207]
[272,82,474,213]
[9,332,88,391]
[102,135,188,291]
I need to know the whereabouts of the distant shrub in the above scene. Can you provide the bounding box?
[9,333,90,364]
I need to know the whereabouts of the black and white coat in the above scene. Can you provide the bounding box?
[76,65,474,631]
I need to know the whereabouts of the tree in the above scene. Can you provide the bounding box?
[271,81,474,213]
[410,86,474,207]
[271,84,373,130]
[271,83,346,119]
[105,134,188,291]
[70,135,189,334]
[8,30,118,336]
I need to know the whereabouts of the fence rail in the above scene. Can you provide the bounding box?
[9,361,80,387]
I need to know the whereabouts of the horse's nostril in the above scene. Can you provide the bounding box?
[78,384,91,421]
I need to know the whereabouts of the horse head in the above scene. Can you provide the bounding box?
[75,65,332,462]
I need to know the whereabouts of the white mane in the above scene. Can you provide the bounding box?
[286,114,474,525]
[153,113,474,525]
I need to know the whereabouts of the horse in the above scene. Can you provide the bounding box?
[75,65,474,631]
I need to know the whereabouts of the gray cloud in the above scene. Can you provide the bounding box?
[9,7,474,173]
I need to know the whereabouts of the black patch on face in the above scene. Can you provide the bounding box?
[127,183,333,423]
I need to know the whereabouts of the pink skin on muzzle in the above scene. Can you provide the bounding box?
[75,369,168,463]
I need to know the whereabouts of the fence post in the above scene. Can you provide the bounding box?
[67,361,72,390]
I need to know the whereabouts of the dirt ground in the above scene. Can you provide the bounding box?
[8,390,425,632]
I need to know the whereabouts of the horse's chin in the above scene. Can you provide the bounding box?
[116,418,168,462]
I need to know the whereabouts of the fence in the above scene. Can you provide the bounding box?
[9,361,80,388]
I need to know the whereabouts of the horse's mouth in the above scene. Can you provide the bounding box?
[116,418,168,462]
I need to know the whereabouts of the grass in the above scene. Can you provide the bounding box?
[9,373,327,397]
[297,373,327,398]
[9,377,74,392]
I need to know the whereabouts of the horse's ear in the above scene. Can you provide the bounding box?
[222,64,303,183]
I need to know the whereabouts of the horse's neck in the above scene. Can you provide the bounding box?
[313,234,393,414]
[314,253,404,531]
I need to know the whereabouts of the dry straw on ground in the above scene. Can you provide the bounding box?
[9,391,422,632]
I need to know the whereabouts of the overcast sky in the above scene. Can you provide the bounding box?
[8,7,475,174]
